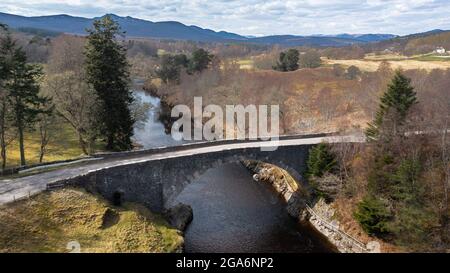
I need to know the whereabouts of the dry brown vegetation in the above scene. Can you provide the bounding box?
[150,59,449,138]
[153,65,369,135]
[325,58,450,72]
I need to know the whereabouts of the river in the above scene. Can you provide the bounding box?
[132,89,335,253]
[133,89,183,149]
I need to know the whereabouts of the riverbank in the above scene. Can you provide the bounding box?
[143,82,178,135]
[243,160,378,253]
[0,188,184,253]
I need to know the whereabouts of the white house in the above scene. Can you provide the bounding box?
[435,47,446,54]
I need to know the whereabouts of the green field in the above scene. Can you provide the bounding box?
[5,120,104,168]
[412,54,450,62]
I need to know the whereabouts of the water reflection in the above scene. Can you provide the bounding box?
[132,90,183,149]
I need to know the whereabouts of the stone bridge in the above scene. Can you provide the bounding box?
[0,134,364,212]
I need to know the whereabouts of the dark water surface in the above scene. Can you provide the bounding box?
[174,163,335,253]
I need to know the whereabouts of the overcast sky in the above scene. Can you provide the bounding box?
[1,0,449,36]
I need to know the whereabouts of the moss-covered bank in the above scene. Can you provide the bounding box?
[0,188,184,253]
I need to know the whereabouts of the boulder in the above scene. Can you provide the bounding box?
[164,203,193,231]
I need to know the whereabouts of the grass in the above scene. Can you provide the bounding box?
[324,52,450,72]
[4,120,104,168]
[235,58,255,70]
[324,58,450,72]
[157,49,167,56]
[411,54,450,62]
[0,188,183,253]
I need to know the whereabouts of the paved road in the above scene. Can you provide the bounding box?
[0,135,364,205]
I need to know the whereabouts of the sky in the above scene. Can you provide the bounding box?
[1,0,450,36]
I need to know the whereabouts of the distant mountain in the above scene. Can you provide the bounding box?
[0,12,397,46]
[363,29,450,55]
[0,12,248,42]
[333,34,397,42]
[396,29,446,40]
[248,35,371,47]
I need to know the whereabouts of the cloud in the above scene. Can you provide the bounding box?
[0,0,449,35]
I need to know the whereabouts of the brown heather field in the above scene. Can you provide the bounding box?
[324,58,450,72]
[151,61,449,138]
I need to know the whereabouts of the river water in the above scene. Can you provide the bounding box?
[133,90,183,149]
[132,89,335,253]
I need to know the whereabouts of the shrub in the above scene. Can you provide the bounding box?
[332,64,345,77]
[299,50,322,69]
[346,65,361,80]
[354,196,392,235]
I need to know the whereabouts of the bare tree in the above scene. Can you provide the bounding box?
[36,98,55,163]
[44,72,99,155]
[47,34,86,74]
[45,35,100,155]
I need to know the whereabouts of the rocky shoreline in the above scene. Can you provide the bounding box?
[243,160,377,253]
[143,83,176,134]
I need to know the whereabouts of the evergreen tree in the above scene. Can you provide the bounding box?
[85,16,134,151]
[187,48,212,74]
[2,32,47,166]
[346,65,361,80]
[366,71,417,141]
[157,54,185,84]
[354,196,392,235]
[273,49,299,72]
[0,24,14,169]
[306,143,336,178]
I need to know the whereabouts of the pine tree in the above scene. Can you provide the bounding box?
[85,16,134,151]
[366,71,417,141]
[306,143,336,178]
[3,33,46,166]
[273,49,299,72]
[354,196,392,235]
[0,24,14,169]
[187,48,212,74]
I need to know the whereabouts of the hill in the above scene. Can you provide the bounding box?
[0,12,395,46]
[364,29,450,55]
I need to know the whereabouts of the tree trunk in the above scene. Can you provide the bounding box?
[0,112,5,170]
[78,132,88,155]
[0,135,6,170]
[39,136,45,163]
[88,137,96,155]
[18,124,26,166]
[39,123,49,163]
[0,100,6,170]
[106,134,114,151]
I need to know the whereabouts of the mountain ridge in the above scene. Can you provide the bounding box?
[0,12,415,46]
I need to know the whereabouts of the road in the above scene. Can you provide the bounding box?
[0,134,364,205]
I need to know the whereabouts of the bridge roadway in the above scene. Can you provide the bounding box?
[0,134,364,205]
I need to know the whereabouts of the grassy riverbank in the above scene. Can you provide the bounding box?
[0,188,183,253]
[5,121,104,168]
